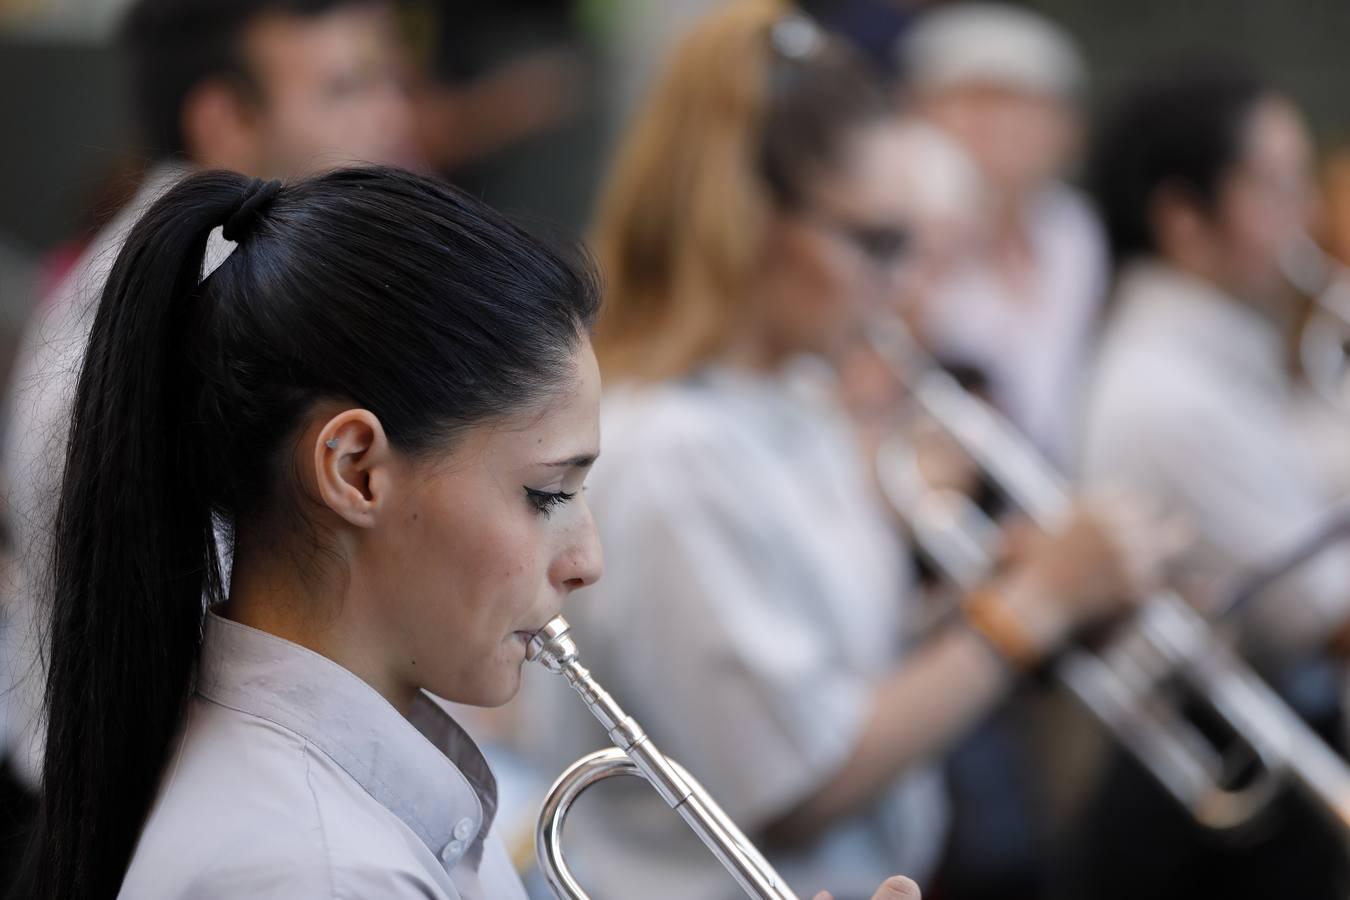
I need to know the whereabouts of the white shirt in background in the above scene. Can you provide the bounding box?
[1081,261,1350,653]
[918,183,1107,469]
[0,163,188,788]
[516,364,947,900]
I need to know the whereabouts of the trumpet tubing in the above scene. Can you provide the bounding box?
[868,313,1350,838]
[526,618,802,900]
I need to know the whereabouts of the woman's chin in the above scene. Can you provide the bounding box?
[479,661,526,708]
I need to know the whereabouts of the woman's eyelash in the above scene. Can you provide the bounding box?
[525,487,577,517]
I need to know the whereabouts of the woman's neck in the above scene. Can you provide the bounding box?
[713,284,809,374]
[224,530,420,714]
[715,329,791,373]
[984,200,1038,303]
[1162,253,1302,343]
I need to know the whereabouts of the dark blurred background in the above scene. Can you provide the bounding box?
[7,0,1350,256]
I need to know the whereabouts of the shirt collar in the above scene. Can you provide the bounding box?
[196,611,498,872]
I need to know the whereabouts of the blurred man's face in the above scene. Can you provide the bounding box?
[1209,95,1315,304]
[758,120,920,360]
[919,81,1078,208]
[236,3,418,176]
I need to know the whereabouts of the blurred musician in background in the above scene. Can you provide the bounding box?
[0,0,418,865]
[1065,59,1350,900]
[1082,60,1350,665]
[883,11,1108,889]
[515,3,1178,898]
[895,3,1106,469]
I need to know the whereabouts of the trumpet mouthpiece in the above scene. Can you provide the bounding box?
[526,616,578,672]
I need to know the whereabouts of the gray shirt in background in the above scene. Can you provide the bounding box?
[119,612,528,900]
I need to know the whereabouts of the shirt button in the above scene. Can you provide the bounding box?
[454,818,475,841]
[440,839,465,864]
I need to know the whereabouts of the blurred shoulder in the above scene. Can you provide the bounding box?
[599,378,748,459]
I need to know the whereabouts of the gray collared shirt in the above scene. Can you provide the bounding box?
[119,613,528,899]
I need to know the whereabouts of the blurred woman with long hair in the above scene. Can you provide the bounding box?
[517,3,1176,898]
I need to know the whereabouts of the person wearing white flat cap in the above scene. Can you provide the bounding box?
[892,9,1108,896]
[896,3,1106,471]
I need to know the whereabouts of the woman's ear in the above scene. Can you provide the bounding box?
[311,409,396,528]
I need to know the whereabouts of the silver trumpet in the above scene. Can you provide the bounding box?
[868,314,1350,836]
[525,617,801,900]
[1282,233,1350,411]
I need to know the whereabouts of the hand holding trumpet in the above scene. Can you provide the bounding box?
[992,492,1192,660]
[814,875,922,900]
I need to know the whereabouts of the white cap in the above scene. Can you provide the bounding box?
[899,3,1086,99]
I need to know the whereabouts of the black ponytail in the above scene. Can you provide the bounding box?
[27,174,249,899]
[23,167,599,898]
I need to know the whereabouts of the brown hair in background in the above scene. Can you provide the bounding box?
[590,0,890,382]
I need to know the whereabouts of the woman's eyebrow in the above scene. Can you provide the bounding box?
[544,453,599,469]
